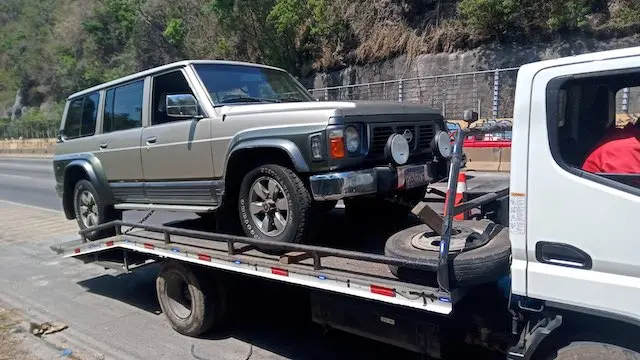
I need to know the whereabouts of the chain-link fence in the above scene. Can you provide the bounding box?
[309,67,640,122]
[309,68,520,120]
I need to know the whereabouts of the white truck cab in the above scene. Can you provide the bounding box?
[506,47,640,359]
[511,47,640,318]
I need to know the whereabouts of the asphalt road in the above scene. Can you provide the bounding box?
[0,156,197,225]
[0,156,506,360]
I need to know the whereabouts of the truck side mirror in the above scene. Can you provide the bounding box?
[463,110,478,125]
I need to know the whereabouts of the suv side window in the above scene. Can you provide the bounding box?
[151,70,196,125]
[547,70,640,192]
[103,80,144,133]
[64,92,99,139]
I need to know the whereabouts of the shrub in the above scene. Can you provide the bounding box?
[457,0,519,36]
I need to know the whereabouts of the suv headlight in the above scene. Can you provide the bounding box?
[344,126,361,153]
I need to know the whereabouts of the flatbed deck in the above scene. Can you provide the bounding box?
[52,214,461,315]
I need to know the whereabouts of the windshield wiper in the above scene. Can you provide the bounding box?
[216,96,278,105]
[274,96,306,103]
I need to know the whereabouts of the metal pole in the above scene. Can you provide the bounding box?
[622,87,630,113]
[437,129,465,292]
[398,80,404,102]
[492,70,500,120]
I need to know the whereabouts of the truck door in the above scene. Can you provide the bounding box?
[526,56,640,321]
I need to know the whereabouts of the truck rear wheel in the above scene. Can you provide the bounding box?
[156,261,226,337]
[238,164,313,244]
[548,342,640,360]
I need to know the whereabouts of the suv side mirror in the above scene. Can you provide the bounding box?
[463,109,479,125]
[166,94,201,118]
[57,129,65,143]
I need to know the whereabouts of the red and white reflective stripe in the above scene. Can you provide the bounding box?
[370,285,395,297]
[271,268,289,276]
[62,238,454,314]
[198,254,211,261]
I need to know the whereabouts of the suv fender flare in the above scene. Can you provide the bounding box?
[60,156,113,219]
[224,138,310,173]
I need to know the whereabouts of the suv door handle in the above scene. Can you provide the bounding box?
[99,143,108,149]
[146,136,157,144]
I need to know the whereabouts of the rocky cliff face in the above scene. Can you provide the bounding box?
[307,32,640,118]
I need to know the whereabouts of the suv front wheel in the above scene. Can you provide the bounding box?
[73,179,121,240]
[238,164,312,244]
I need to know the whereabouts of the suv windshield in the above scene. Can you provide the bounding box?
[193,64,314,105]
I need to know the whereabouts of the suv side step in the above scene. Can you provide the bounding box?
[113,203,216,212]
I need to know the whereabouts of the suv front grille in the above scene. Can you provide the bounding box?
[368,123,435,157]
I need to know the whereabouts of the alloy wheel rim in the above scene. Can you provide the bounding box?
[249,176,289,236]
[79,190,99,228]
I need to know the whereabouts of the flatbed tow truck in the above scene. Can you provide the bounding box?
[52,48,640,359]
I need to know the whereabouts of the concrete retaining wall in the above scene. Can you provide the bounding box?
[0,139,56,156]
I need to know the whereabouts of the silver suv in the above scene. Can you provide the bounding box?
[54,60,453,243]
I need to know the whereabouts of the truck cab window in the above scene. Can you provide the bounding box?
[549,72,640,191]
[152,71,196,125]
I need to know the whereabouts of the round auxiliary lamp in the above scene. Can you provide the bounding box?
[433,130,453,159]
[384,133,411,165]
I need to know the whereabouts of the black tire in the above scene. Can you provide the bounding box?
[73,179,121,240]
[156,261,226,337]
[238,164,313,244]
[384,219,511,287]
[546,342,640,360]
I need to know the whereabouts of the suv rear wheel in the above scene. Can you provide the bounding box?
[73,179,121,240]
[238,164,312,244]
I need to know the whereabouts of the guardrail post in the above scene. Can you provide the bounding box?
[622,87,630,113]
[324,88,329,101]
[398,80,404,102]
[492,70,500,120]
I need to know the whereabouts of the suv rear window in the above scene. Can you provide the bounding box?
[64,92,99,139]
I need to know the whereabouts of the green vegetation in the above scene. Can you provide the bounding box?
[0,0,638,138]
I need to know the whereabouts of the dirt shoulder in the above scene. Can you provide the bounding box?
[0,308,36,360]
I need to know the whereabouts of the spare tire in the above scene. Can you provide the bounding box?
[384,219,511,288]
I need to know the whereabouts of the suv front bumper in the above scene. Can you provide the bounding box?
[309,164,434,201]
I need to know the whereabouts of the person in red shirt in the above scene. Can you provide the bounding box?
[582,122,640,174]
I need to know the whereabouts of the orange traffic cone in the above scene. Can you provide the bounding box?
[445,173,469,220]
[454,173,469,220]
